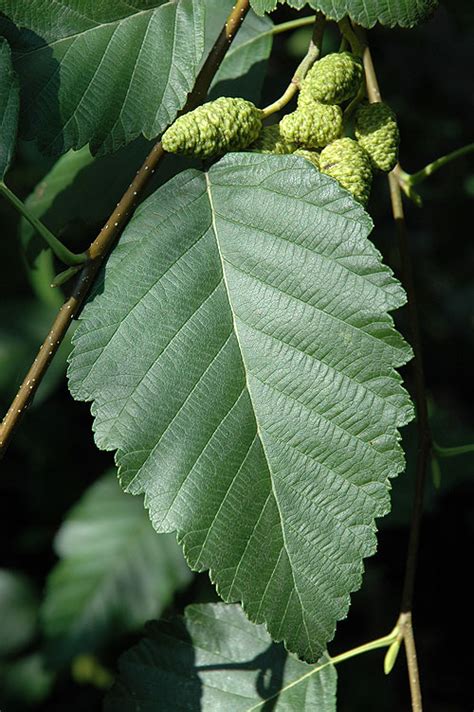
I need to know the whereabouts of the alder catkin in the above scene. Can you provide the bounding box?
[249,124,297,154]
[162,97,263,158]
[354,101,400,172]
[300,52,363,105]
[294,149,320,170]
[280,103,343,149]
[320,137,373,205]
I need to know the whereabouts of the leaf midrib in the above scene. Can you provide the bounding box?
[205,171,314,660]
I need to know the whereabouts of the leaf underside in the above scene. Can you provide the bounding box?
[68,153,413,662]
[0,0,204,155]
[41,472,191,665]
[0,37,19,178]
[250,0,438,28]
[105,603,337,712]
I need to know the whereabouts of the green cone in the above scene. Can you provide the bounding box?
[355,101,400,172]
[300,52,363,105]
[320,138,373,205]
[294,149,320,170]
[249,124,297,154]
[162,97,263,158]
[280,103,343,150]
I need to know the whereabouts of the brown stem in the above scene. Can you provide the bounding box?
[357,26,431,712]
[398,612,423,712]
[0,0,251,456]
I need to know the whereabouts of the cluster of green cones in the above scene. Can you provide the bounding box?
[162,51,400,207]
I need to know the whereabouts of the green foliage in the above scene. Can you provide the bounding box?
[105,603,337,711]
[0,37,18,179]
[0,0,205,155]
[250,0,439,28]
[41,472,192,666]
[68,153,413,662]
[0,570,38,656]
[207,1,274,103]
[0,300,71,407]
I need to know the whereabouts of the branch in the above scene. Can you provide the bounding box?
[0,0,251,456]
[397,142,474,195]
[356,25,431,712]
[261,13,325,118]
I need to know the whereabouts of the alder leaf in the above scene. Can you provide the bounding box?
[68,154,413,661]
[41,472,192,665]
[250,0,438,28]
[0,37,18,178]
[0,0,205,155]
[105,603,337,711]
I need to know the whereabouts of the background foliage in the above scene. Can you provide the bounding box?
[0,1,472,711]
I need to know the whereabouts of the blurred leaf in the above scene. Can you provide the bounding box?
[0,299,71,408]
[250,0,438,28]
[207,0,273,103]
[41,472,192,667]
[105,603,337,711]
[0,654,53,707]
[20,139,195,304]
[0,569,38,657]
[0,37,19,179]
[0,0,205,155]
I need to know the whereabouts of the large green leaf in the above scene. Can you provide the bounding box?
[0,37,18,178]
[0,0,205,155]
[41,472,192,665]
[68,154,413,661]
[105,603,337,711]
[250,0,438,28]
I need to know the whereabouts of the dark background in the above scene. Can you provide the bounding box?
[0,2,472,710]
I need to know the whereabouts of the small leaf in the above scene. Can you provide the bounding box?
[41,472,192,666]
[69,154,413,661]
[105,603,337,711]
[0,0,205,155]
[250,0,438,29]
[0,37,19,178]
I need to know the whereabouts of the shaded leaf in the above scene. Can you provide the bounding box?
[105,603,337,711]
[250,0,438,28]
[41,472,192,665]
[0,570,38,657]
[0,37,19,178]
[68,154,413,661]
[0,0,205,155]
[207,0,273,103]
[0,299,71,407]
